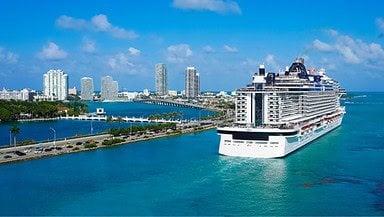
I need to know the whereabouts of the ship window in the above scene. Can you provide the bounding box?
[217,130,298,141]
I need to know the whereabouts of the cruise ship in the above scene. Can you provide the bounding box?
[217,58,345,158]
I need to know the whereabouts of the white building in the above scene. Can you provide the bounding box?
[81,77,94,101]
[101,76,118,100]
[185,66,200,98]
[155,63,167,96]
[168,90,178,97]
[43,69,68,101]
[118,91,138,100]
[68,86,77,95]
[143,89,150,96]
[0,88,35,101]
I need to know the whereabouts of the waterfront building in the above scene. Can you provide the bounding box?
[118,91,138,100]
[43,69,68,101]
[185,66,200,98]
[0,88,36,101]
[155,63,168,96]
[168,90,178,97]
[81,77,94,101]
[101,76,118,101]
[68,87,77,95]
[143,89,150,97]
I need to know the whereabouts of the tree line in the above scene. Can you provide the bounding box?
[0,100,88,122]
[148,112,183,120]
[108,123,177,137]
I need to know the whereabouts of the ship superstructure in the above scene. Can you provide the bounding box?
[217,58,345,158]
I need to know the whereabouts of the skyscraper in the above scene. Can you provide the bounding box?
[185,66,200,98]
[101,76,118,100]
[155,63,167,96]
[81,77,94,101]
[43,69,68,101]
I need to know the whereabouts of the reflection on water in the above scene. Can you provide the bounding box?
[217,156,287,184]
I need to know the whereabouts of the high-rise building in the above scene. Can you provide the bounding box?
[155,63,167,96]
[101,76,118,100]
[185,66,200,98]
[81,77,94,101]
[43,69,68,101]
[196,73,200,96]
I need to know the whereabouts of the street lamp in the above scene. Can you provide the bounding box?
[90,113,94,135]
[9,130,11,147]
[50,127,56,147]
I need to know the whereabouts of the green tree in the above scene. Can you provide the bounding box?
[106,116,113,123]
[10,124,20,147]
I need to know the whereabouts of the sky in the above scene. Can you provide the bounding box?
[0,0,384,92]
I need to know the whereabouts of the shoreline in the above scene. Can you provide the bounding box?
[0,123,221,166]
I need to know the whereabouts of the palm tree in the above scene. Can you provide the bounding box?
[10,125,20,147]
[106,116,113,123]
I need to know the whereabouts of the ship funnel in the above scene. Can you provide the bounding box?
[285,66,289,76]
[259,64,265,76]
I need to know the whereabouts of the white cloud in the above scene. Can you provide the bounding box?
[56,15,87,30]
[0,47,18,64]
[376,17,384,32]
[82,37,96,53]
[91,14,111,31]
[166,44,193,63]
[265,54,279,71]
[223,44,238,53]
[128,47,141,56]
[37,42,68,60]
[91,14,138,39]
[241,58,260,74]
[312,30,384,65]
[202,45,215,53]
[56,14,138,39]
[108,52,135,69]
[326,29,339,37]
[313,39,334,52]
[108,58,117,69]
[172,0,241,14]
[335,44,360,64]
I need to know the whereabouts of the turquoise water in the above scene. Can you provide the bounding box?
[0,94,384,215]
[0,102,213,146]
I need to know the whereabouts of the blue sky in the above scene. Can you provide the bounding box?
[0,0,384,91]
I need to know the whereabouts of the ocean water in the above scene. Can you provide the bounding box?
[0,93,383,215]
[0,102,213,146]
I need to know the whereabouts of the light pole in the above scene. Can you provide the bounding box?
[50,127,56,147]
[9,130,11,147]
[90,113,94,135]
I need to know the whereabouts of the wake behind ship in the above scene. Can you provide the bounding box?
[217,58,345,158]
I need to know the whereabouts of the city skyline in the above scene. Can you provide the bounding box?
[1,0,384,91]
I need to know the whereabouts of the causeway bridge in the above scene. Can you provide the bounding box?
[135,99,207,109]
[60,115,183,124]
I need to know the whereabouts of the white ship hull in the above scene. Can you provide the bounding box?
[218,114,343,158]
